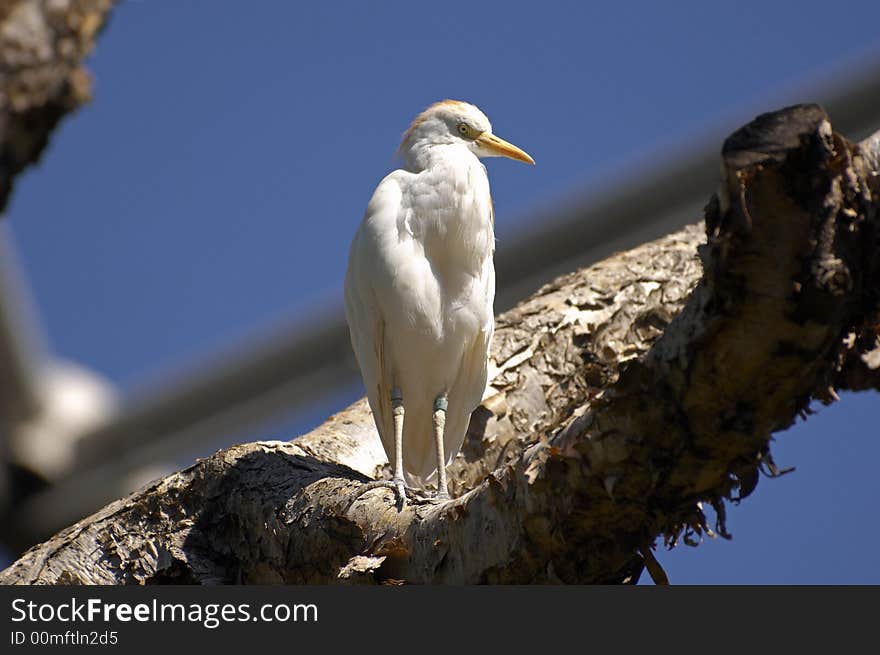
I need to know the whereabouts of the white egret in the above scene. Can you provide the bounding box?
[344,99,534,506]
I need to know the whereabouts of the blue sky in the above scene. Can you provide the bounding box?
[6,1,880,582]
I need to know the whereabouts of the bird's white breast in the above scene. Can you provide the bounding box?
[395,151,493,342]
[405,153,494,280]
[356,147,494,374]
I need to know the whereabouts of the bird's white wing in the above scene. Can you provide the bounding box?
[442,251,495,473]
[343,172,409,464]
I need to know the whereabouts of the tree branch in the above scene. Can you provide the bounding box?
[2,105,877,584]
[0,0,115,213]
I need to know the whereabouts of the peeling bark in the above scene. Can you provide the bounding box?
[1,105,878,585]
[0,0,115,213]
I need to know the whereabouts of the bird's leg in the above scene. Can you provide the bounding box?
[344,388,410,511]
[433,395,450,501]
[390,388,407,503]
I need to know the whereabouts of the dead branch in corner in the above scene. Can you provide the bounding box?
[0,0,115,213]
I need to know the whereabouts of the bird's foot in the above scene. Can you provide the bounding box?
[432,489,451,503]
[345,477,412,511]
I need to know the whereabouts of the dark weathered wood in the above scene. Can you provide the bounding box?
[1,105,878,585]
[0,0,115,213]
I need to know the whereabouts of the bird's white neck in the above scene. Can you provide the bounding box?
[400,140,476,173]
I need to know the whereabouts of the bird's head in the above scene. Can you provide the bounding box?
[399,100,534,166]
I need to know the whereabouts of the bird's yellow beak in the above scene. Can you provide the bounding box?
[475,132,535,164]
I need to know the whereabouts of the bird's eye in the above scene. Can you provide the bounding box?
[457,123,470,137]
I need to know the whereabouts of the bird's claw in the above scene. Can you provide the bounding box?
[392,478,408,509]
[345,478,413,512]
